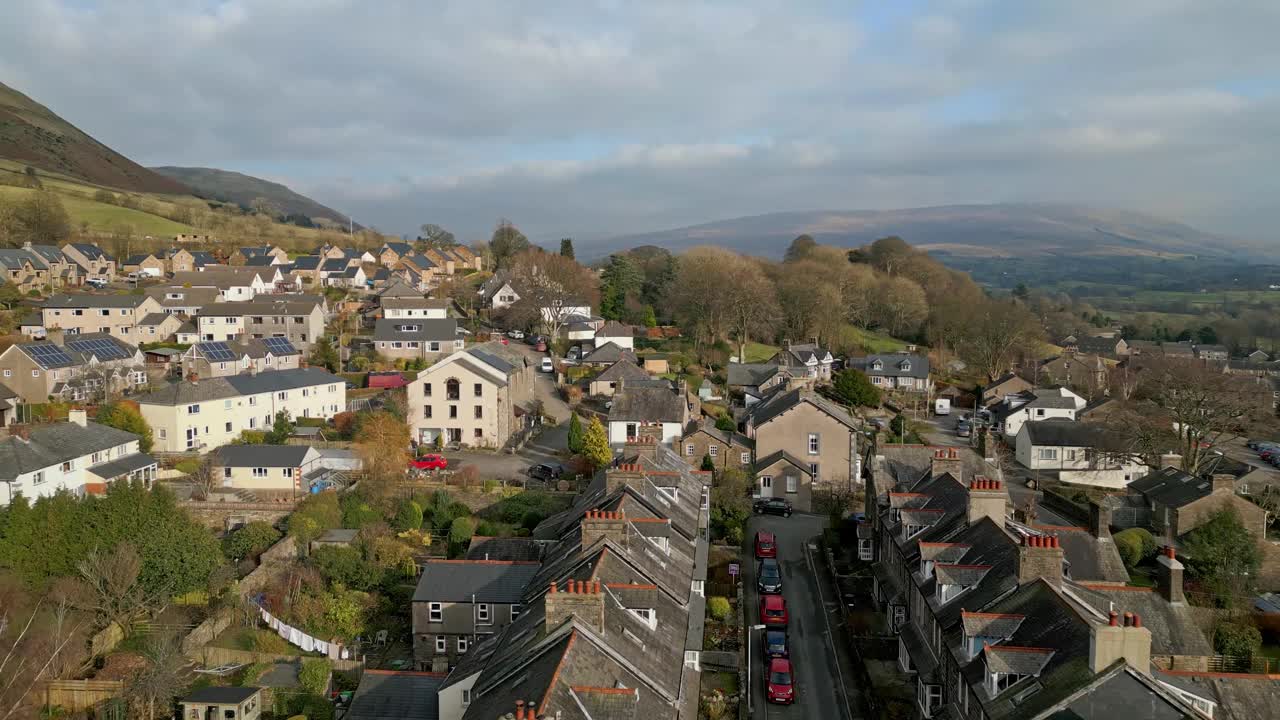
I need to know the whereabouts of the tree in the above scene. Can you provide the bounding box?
[355,411,411,497]
[701,454,715,472]
[873,275,929,337]
[784,234,817,262]
[722,255,779,363]
[250,196,281,218]
[642,305,657,327]
[953,298,1044,381]
[1182,508,1261,612]
[567,413,584,454]
[124,635,188,720]
[311,546,381,590]
[831,369,881,408]
[11,189,71,244]
[710,468,752,544]
[505,250,600,341]
[890,414,907,437]
[599,254,643,321]
[71,543,171,636]
[223,521,282,563]
[309,336,340,372]
[264,410,295,445]
[418,223,456,249]
[1113,527,1156,568]
[1213,622,1262,657]
[559,238,575,259]
[715,414,736,433]
[448,517,476,557]
[394,500,424,532]
[490,219,530,270]
[95,402,154,453]
[580,417,612,471]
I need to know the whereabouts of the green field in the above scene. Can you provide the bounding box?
[839,325,909,353]
[741,341,779,363]
[0,185,194,235]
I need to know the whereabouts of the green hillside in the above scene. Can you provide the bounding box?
[151,166,352,227]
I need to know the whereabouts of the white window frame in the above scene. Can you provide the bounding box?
[252,467,268,478]
[477,603,491,625]
[786,475,798,493]
[709,444,718,457]
[428,602,443,622]
[686,444,695,457]
[741,452,751,464]
[808,433,819,454]
[457,636,469,654]
[760,475,772,489]
[434,635,447,653]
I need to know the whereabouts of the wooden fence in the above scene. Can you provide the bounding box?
[42,680,124,713]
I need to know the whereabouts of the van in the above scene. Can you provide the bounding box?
[935,398,951,416]
[540,356,554,373]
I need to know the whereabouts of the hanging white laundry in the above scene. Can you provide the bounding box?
[300,634,316,653]
[289,627,304,646]
[315,639,329,655]
[262,610,275,627]
[277,622,291,640]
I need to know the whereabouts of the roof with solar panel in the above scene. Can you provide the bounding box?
[18,341,84,369]
[64,333,138,363]
[194,341,240,362]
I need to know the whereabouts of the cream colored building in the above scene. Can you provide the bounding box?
[137,367,346,453]
[745,388,860,511]
[405,343,533,448]
[194,299,326,348]
[213,445,322,493]
[39,294,165,345]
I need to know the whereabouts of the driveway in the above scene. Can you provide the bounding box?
[443,423,571,483]
[742,512,861,720]
[916,413,968,447]
[506,342,570,424]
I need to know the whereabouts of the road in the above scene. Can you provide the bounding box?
[444,423,570,482]
[742,512,860,720]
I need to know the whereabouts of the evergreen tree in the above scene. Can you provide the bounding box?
[580,417,612,470]
[599,254,642,321]
[264,411,295,444]
[642,305,657,328]
[701,454,715,471]
[567,413,584,454]
[831,369,882,408]
[309,336,340,372]
[559,238,575,259]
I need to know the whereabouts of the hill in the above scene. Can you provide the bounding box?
[150,166,352,227]
[0,81,189,195]
[598,203,1269,262]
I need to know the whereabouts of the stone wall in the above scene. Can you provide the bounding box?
[196,645,364,672]
[240,536,299,598]
[181,500,295,531]
[181,608,235,657]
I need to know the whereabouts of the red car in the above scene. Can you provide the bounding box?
[410,454,449,471]
[760,594,788,627]
[754,531,777,559]
[765,657,795,705]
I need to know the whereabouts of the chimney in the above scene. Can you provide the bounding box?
[68,409,87,428]
[1158,453,1182,470]
[1088,499,1113,540]
[1156,546,1185,605]
[301,358,309,369]
[9,425,30,442]
[967,477,1008,526]
[930,447,965,482]
[1210,474,1236,495]
[605,463,645,495]
[1017,534,1064,589]
[46,328,66,347]
[545,579,604,634]
[625,432,660,460]
[581,509,629,547]
[1089,610,1152,674]
[22,241,31,250]
[784,338,793,350]
[809,336,818,346]
[186,371,199,384]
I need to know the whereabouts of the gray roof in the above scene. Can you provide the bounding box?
[347,671,442,720]
[1070,580,1213,658]
[182,686,260,704]
[373,318,458,342]
[42,293,150,309]
[123,254,156,265]
[0,248,46,270]
[580,341,637,365]
[139,313,171,326]
[0,422,140,481]
[25,245,66,265]
[381,241,413,256]
[412,560,541,603]
[755,449,812,474]
[215,444,313,468]
[67,243,113,261]
[145,285,221,307]
[727,362,784,387]
[136,367,343,405]
[747,387,857,430]
[88,452,157,479]
[849,353,930,379]
[315,528,360,544]
[595,320,632,338]
[1127,466,1215,508]
[609,384,685,424]
[1022,419,1124,450]
[983,645,1055,675]
[465,537,544,562]
[291,255,321,271]
[198,299,321,317]
[594,359,651,384]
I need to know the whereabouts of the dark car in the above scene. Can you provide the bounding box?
[527,463,564,481]
[762,629,789,661]
[753,497,793,517]
[757,558,783,594]
[765,658,795,705]
[754,530,777,559]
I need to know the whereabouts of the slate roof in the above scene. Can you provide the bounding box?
[594,359,651,384]
[754,449,811,475]
[1031,526,1130,584]
[373,318,459,342]
[1069,581,1213,658]
[42,293,150,309]
[746,387,857,430]
[67,243,112,261]
[595,320,632,338]
[346,670,442,720]
[1127,466,1216,508]
[136,367,343,405]
[0,248,45,270]
[849,353,930,379]
[935,563,993,587]
[199,299,320,316]
[145,285,221,308]
[726,362,783,387]
[25,245,67,265]
[1152,669,1280,720]
[1022,419,1125,450]
[1045,666,1196,720]
[381,297,450,311]
[608,384,685,424]
[320,258,349,272]
[984,645,1056,675]
[684,419,754,450]
[465,537,544,563]
[87,452,157,480]
[581,341,637,365]
[412,560,542,604]
[0,421,140,480]
[962,611,1025,640]
[182,686,260,704]
[123,254,156,265]
[215,444,313,468]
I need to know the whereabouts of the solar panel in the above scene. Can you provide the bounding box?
[25,344,75,368]
[262,337,297,355]
[197,341,238,362]
[66,337,130,361]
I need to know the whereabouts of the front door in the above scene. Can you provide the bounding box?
[758,475,773,498]
[186,427,198,450]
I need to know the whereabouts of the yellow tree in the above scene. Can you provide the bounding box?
[581,417,612,471]
[355,411,410,499]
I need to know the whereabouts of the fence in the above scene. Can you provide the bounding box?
[41,680,124,713]
[196,645,365,672]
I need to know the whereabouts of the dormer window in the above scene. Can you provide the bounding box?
[871,359,883,371]
[400,324,419,332]
[900,360,911,371]
[988,670,1026,696]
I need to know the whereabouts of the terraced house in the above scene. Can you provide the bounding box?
[60,242,116,282]
[193,298,326,349]
[0,334,148,403]
[181,337,302,379]
[0,247,51,292]
[374,317,462,362]
[0,410,157,506]
[37,293,163,345]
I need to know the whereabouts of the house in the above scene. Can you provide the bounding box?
[228,245,287,266]
[374,318,463,362]
[727,362,792,406]
[1014,419,1148,488]
[1128,467,1268,542]
[1161,341,1196,359]
[328,263,367,289]
[1247,349,1270,362]
[21,243,78,288]
[679,419,753,472]
[382,296,450,319]
[38,293,164,345]
[178,686,262,720]
[167,248,200,274]
[587,359,652,397]
[769,338,836,382]
[193,299,326,349]
[0,383,19,427]
[136,367,347,453]
[289,255,323,287]
[1036,353,1109,397]
[848,353,932,393]
[412,559,542,665]
[310,528,360,552]
[593,320,634,350]
[990,387,1086,438]
[61,243,116,282]
[379,241,415,266]
[122,254,164,277]
[0,334,147,403]
[0,248,51,292]
[213,444,322,496]
[606,381,691,444]
[181,337,302,379]
[137,312,183,342]
[745,388,858,511]
[346,671,444,720]
[1062,335,1129,357]
[1194,343,1229,361]
[144,285,221,316]
[405,342,533,449]
[0,410,156,506]
[312,244,349,261]
[579,341,637,368]
[478,272,521,310]
[449,244,482,271]
[171,268,280,301]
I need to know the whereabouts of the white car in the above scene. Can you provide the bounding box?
[540,356,554,373]
[507,329,525,340]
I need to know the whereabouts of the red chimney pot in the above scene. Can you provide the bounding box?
[549,582,557,594]
[1132,614,1142,628]
[1108,610,1119,627]
[516,699,526,719]
[1164,546,1175,559]
[1123,612,1134,627]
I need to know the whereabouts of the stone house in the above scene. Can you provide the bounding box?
[0,248,51,292]
[679,419,754,472]
[980,373,1033,407]
[1036,353,1110,396]
[411,559,541,667]
[38,294,163,346]
[405,342,533,449]
[60,242,116,282]
[745,387,859,511]
[587,359,651,397]
[378,241,415,266]
[1128,467,1268,541]
[194,299,326,349]
[121,254,165,277]
[181,337,302,379]
[848,353,932,393]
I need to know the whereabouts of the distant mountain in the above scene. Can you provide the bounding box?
[150,166,352,227]
[598,203,1269,261]
[0,81,189,195]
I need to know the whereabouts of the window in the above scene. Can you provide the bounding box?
[446,379,460,401]
[224,467,232,479]
[511,604,522,620]
[187,404,200,414]
[477,603,491,624]
[1036,408,1046,417]
[474,406,483,419]
[277,391,287,400]
[686,444,695,456]
[457,636,469,654]
[424,406,433,419]
[423,383,432,397]
[249,396,257,406]
[252,468,268,478]
[225,422,232,432]
[31,470,44,485]
[760,476,772,489]
[158,429,166,440]
[741,452,751,464]
[428,603,442,622]
[989,671,1024,696]
[249,417,257,429]
[1037,448,1058,461]
[474,428,483,439]
[434,636,447,653]
[474,383,483,397]
[1,370,8,377]
[91,452,101,464]
[806,433,821,454]
[31,369,38,378]
[450,406,458,419]
[709,444,718,457]
[786,476,798,493]
[461,688,472,708]
[918,682,943,718]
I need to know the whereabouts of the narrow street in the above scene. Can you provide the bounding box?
[742,512,863,720]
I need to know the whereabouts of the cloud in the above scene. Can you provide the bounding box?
[0,0,1277,243]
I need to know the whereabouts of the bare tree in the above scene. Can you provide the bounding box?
[186,454,219,500]
[74,544,169,636]
[873,275,928,337]
[954,298,1044,381]
[723,256,779,363]
[505,250,600,342]
[0,589,87,720]
[125,635,189,720]
[668,247,731,352]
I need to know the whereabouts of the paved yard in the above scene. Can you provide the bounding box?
[444,423,571,483]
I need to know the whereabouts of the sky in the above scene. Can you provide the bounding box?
[2,0,1278,247]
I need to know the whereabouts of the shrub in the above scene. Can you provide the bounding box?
[890,414,907,437]
[1113,528,1156,568]
[708,596,731,621]
[251,629,289,654]
[237,661,270,686]
[342,500,382,530]
[174,458,201,475]
[333,411,357,439]
[223,521,282,562]
[448,517,476,557]
[1214,621,1262,658]
[299,658,333,695]
[311,545,382,591]
[714,414,736,433]
[482,479,498,494]
[394,500,423,532]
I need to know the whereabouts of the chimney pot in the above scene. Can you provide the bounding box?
[1109,610,1119,627]
[1132,614,1142,628]
[1165,545,1175,559]
[948,448,959,460]
[517,699,526,719]
[1123,612,1133,627]
[549,582,557,594]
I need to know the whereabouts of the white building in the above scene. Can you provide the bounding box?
[1014,419,1148,489]
[993,387,1086,438]
[136,367,347,453]
[382,297,451,319]
[0,410,156,506]
[593,321,634,350]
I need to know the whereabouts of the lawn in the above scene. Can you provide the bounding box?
[741,341,779,363]
[838,325,909,354]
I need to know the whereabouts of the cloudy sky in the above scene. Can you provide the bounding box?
[2,1,1277,247]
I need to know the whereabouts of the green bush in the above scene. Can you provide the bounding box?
[714,414,736,433]
[342,500,382,530]
[236,662,270,686]
[174,458,201,475]
[251,629,289,654]
[708,596,731,621]
[299,658,333,695]
[394,500,423,532]
[1113,528,1157,568]
[1214,621,1262,657]
[448,517,476,557]
[223,521,282,562]
[311,546,382,591]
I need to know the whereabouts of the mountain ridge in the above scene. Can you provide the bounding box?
[150,166,353,227]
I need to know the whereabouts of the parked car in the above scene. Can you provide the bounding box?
[507,329,525,339]
[410,454,448,471]
[869,417,888,431]
[536,340,548,352]
[754,530,777,559]
[753,497,793,517]
[757,558,783,594]
[527,463,564,481]
[85,278,107,289]
[956,420,972,438]
[759,594,789,627]
[527,335,545,346]
[765,658,795,705]
[762,629,789,661]
[540,356,555,372]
